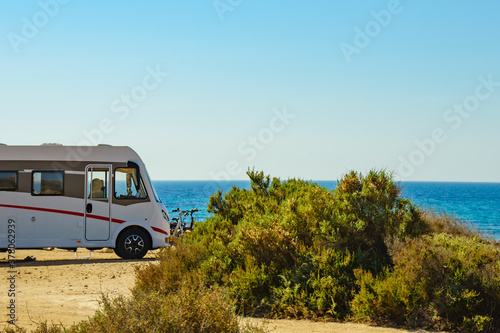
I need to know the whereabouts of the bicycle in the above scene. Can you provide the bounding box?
[170,208,199,239]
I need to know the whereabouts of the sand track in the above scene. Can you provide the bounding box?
[1,249,151,331]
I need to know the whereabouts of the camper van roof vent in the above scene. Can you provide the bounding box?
[97,144,112,147]
[41,143,63,146]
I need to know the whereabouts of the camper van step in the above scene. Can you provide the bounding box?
[74,249,92,259]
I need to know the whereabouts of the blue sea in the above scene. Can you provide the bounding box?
[153,181,500,240]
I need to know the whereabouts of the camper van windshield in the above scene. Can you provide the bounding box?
[145,167,161,203]
[114,167,148,199]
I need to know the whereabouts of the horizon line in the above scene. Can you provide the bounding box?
[151,179,500,184]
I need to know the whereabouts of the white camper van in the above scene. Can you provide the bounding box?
[0,144,170,259]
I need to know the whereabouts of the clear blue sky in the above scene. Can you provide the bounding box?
[1,1,499,181]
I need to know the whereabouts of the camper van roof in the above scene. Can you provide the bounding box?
[0,145,142,163]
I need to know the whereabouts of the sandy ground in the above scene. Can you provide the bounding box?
[1,249,437,333]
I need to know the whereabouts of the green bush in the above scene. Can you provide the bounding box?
[9,168,499,332]
[329,170,426,273]
[421,209,480,238]
[133,239,209,295]
[137,168,429,320]
[70,284,244,333]
[351,233,500,332]
[6,283,264,333]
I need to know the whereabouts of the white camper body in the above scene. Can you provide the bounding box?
[0,145,170,259]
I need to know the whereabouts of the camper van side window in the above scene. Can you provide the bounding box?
[114,168,147,199]
[0,171,18,191]
[32,171,64,196]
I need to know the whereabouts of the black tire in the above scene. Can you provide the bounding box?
[114,228,150,259]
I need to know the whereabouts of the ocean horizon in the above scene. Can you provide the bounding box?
[153,180,500,240]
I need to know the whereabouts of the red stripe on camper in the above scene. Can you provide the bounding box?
[0,204,125,224]
[151,226,169,236]
[0,203,83,217]
[86,213,126,224]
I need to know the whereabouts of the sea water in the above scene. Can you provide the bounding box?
[153,180,500,240]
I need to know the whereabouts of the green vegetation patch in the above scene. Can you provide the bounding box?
[132,168,499,332]
[7,168,499,333]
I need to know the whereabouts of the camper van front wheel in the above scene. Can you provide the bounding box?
[114,228,151,259]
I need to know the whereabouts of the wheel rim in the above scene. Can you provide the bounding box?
[124,234,145,254]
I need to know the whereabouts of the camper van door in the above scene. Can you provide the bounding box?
[85,165,111,241]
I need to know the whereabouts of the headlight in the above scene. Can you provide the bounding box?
[162,210,170,222]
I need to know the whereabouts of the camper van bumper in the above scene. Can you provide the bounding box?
[149,226,170,249]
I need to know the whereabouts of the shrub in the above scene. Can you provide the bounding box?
[70,284,244,333]
[151,168,430,319]
[271,247,357,319]
[11,168,499,332]
[351,233,500,332]
[421,209,481,238]
[9,283,265,333]
[330,170,426,273]
[133,240,209,295]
